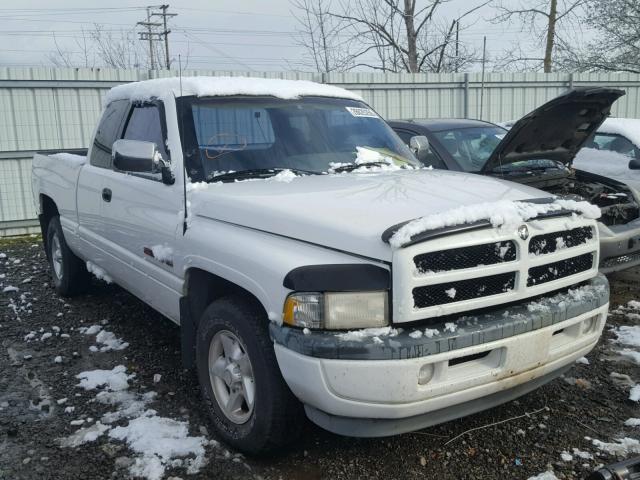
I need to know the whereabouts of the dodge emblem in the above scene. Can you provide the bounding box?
[517,224,529,240]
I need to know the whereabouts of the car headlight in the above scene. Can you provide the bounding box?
[283,291,388,330]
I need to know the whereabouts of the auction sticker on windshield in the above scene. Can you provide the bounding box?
[345,106,379,118]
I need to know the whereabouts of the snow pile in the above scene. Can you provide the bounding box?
[267,169,298,183]
[150,245,173,263]
[630,385,640,402]
[65,364,209,479]
[82,325,129,352]
[336,326,399,342]
[612,325,640,348]
[575,357,590,365]
[76,365,134,392]
[86,261,113,284]
[591,437,640,456]
[105,76,362,106]
[60,422,110,448]
[94,330,129,352]
[109,413,207,480]
[3,285,19,293]
[49,153,87,166]
[625,418,640,427]
[389,198,600,248]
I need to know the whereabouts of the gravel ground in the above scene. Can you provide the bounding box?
[1,235,640,480]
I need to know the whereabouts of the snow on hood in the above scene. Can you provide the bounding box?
[104,76,362,106]
[389,198,600,248]
[188,169,554,261]
[574,147,640,189]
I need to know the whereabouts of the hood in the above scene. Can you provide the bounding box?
[189,170,548,261]
[481,87,625,173]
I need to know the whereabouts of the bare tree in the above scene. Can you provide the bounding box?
[291,0,487,73]
[491,0,587,72]
[291,0,356,72]
[558,0,640,73]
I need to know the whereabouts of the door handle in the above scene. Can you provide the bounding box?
[102,188,112,202]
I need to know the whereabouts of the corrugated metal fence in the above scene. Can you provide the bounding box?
[2,67,640,235]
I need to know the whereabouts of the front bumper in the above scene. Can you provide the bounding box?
[599,221,640,273]
[270,275,609,437]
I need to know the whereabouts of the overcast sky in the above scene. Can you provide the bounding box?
[0,0,589,72]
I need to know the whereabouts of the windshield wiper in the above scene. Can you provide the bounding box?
[331,161,391,173]
[208,168,319,183]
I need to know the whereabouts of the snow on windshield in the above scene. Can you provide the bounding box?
[389,198,601,248]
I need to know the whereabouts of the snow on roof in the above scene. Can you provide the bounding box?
[389,198,601,248]
[598,117,640,149]
[104,76,362,105]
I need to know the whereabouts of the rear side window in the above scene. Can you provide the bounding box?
[90,100,128,168]
[122,103,169,162]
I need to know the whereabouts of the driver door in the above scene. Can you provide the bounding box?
[98,101,183,321]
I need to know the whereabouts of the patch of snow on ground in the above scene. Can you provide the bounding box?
[86,261,113,284]
[527,471,559,480]
[2,286,18,293]
[59,422,109,448]
[571,448,593,460]
[629,385,640,402]
[389,198,601,248]
[336,326,399,341]
[560,451,573,462]
[575,357,590,365]
[625,418,640,427]
[76,365,134,392]
[94,330,129,352]
[612,325,640,348]
[109,412,208,480]
[591,437,640,456]
[82,324,102,335]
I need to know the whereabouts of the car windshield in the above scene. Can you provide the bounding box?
[179,96,418,182]
[432,126,506,172]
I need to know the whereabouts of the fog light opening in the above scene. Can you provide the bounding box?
[418,364,434,385]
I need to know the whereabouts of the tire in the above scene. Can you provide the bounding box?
[196,295,303,455]
[46,216,91,296]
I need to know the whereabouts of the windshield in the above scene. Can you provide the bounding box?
[432,126,506,172]
[179,96,417,182]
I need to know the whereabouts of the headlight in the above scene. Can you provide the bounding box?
[283,291,388,330]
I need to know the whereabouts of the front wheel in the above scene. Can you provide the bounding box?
[195,296,303,455]
[46,216,90,296]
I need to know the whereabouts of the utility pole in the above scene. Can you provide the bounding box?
[137,7,162,70]
[152,5,177,69]
[454,20,459,73]
[480,35,487,120]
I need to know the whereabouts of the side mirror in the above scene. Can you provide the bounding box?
[629,159,640,170]
[409,135,430,159]
[112,139,174,184]
[113,139,156,173]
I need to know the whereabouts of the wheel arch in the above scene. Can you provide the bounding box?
[39,194,59,259]
[180,267,270,368]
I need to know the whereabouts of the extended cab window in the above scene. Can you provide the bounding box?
[89,100,128,168]
[122,103,170,162]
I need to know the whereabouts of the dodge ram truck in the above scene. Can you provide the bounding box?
[32,76,610,454]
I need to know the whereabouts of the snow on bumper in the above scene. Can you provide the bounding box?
[270,274,609,435]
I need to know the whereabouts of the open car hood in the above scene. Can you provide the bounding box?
[481,87,625,173]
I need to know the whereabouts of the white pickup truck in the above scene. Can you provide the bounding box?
[32,76,609,454]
